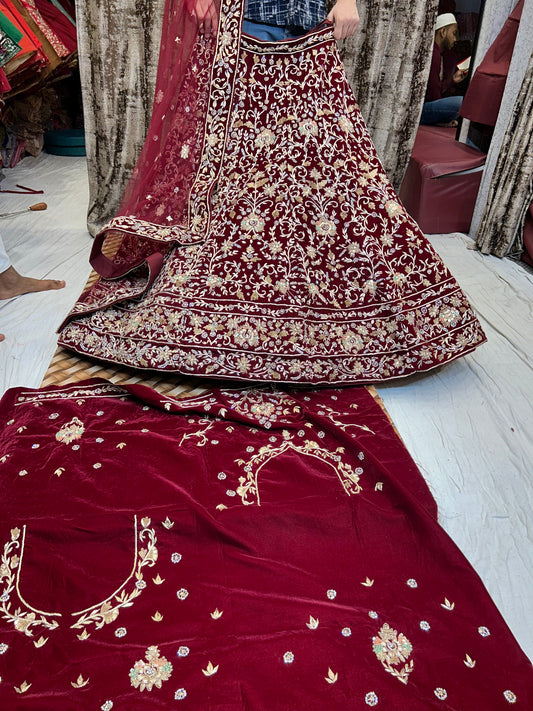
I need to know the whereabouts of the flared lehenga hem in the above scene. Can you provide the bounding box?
[58,325,484,385]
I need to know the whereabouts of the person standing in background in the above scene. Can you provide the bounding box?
[420,13,467,126]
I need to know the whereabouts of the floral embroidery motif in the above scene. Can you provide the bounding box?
[71,516,157,633]
[55,417,85,445]
[171,553,182,563]
[325,668,338,684]
[434,688,447,700]
[71,674,89,688]
[419,621,430,631]
[202,661,219,676]
[0,527,60,636]
[115,627,127,638]
[406,579,417,588]
[341,627,352,637]
[283,651,294,664]
[478,626,490,637]
[365,692,379,706]
[236,439,362,506]
[306,615,319,629]
[101,702,113,711]
[14,680,32,694]
[176,589,189,601]
[175,688,187,700]
[0,642,8,653]
[177,646,190,657]
[372,623,414,685]
[327,589,337,600]
[504,690,517,704]
[223,389,300,427]
[129,645,173,692]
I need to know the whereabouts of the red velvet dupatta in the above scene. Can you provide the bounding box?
[0,380,531,708]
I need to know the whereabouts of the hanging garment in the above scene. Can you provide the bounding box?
[0,379,531,709]
[49,0,76,27]
[460,0,524,127]
[18,0,69,57]
[58,0,486,384]
[33,0,76,54]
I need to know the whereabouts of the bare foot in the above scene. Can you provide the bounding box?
[0,266,66,301]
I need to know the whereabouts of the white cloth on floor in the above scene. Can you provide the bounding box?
[0,234,11,273]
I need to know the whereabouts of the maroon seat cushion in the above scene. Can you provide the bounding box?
[399,126,486,233]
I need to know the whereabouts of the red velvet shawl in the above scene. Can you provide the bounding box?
[0,380,531,709]
[58,0,486,384]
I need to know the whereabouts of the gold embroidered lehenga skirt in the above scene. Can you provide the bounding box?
[59,1,486,383]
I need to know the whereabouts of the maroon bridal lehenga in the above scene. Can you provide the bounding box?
[0,381,531,709]
[58,0,485,384]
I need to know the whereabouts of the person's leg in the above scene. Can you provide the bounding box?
[0,266,66,301]
[420,96,463,126]
[0,233,66,305]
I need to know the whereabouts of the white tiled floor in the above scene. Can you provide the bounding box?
[1,153,532,661]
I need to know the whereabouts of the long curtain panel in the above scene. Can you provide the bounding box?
[339,0,438,190]
[75,0,164,235]
[475,50,533,257]
[76,0,436,233]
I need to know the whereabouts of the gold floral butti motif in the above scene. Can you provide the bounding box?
[236,439,362,506]
[372,623,414,684]
[129,645,173,692]
[71,517,157,633]
[58,21,486,384]
[0,527,60,636]
[55,417,85,445]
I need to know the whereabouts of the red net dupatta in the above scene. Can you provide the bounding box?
[89,0,238,283]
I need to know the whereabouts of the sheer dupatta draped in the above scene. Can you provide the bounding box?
[89,0,237,285]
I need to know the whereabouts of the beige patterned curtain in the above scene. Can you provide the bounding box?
[77,0,437,233]
[339,0,439,189]
[75,0,164,235]
[475,51,533,258]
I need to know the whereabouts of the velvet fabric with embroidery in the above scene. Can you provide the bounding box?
[0,379,531,709]
[58,0,486,384]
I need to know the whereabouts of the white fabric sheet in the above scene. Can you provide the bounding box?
[0,155,531,663]
[0,233,11,272]
[0,154,92,391]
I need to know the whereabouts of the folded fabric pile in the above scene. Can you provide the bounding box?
[0,0,77,167]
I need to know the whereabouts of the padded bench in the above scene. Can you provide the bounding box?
[399,125,486,234]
